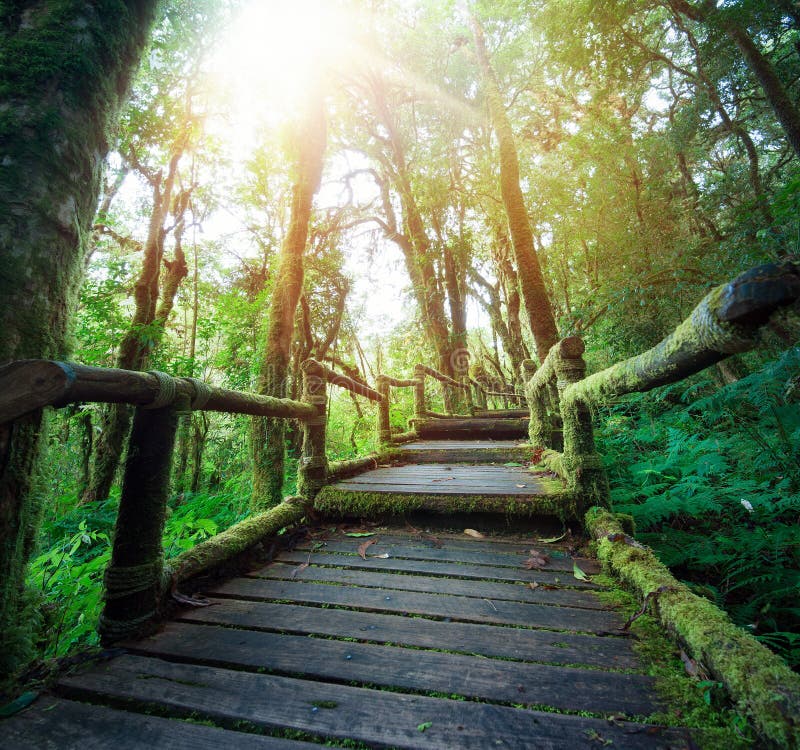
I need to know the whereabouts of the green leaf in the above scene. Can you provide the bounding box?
[344,532,375,537]
[0,691,38,718]
[538,533,566,544]
[573,562,590,582]
[417,722,432,732]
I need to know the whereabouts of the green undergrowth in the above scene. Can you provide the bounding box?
[596,349,800,669]
[592,575,752,748]
[24,473,279,664]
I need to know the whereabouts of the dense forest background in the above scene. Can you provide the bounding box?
[10,0,799,677]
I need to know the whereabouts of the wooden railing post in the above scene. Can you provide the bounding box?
[413,365,426,418]
[298,360,328,498]
[99,375,186,643]
[553,340,609,511]
[376,375,391,446]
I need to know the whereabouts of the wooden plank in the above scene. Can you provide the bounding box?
[275,550,601,589]
[3,697,319,750]
[180,598,641,670]
[414,417,529,440]
[205,578,623,632]
[332,482,548,496]
[400,440,526,450]
[255,562,607,609]
[128,622,658,716]
[292,538,577,571]
[58,655,693,749]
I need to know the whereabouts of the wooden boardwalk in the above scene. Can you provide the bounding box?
[5,528,697,749]
[5,435,697,749]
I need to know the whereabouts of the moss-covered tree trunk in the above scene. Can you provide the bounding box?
[0,0,158,681]
[251,90,326,510]
[81,157,190,505]
[369,80,460,410]
[471,17,558,364]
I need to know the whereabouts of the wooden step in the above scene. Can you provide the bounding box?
[396,439,532,463]
[412,416,529,440]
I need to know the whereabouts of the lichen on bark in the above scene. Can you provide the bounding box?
[0,0,159,681]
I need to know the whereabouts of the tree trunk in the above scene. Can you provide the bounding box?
[669,0,800,158]
[0,0,158,681]
[81,156,190,504]
[251,88,326,510]
[470,17,559,363]
[368,78,458,401]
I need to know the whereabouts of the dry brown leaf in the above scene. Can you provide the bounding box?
[358,538,378,559]
[528,582,539,590]
[290,563,308,579]
[464,528,485,539]
[422,533,443,548]
[523,553,549,570]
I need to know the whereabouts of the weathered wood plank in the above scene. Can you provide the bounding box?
[2,697,318,750]
[58,655,693,749]
[413,417,528,440]
[180,598,640,669]
[128,622,658,716]
[255,563,607,609]
[400,440,527,450]
[332,481,550,496]
[275,550,601,589]
[293,537,577,571]
[205,578,623,632]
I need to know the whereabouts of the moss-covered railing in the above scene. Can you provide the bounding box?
[521,261,800,747]
[524,261,800,516]
[0,357,388,645]
[376,374,422,447]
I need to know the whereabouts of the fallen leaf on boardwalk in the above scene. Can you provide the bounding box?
[464,528,485,539]
[405,522,421,534]
[358,538,378,559]
[345,532,375,538]
[523,552,549,569]
[417,722,432,732]
[573,562,590,581]
[432,476,455,482]
[291,555,311,579]
[528,582,539,590]
[538,532,566,544]
[0,691,38,718]
[371,553,390,559]
[515,483,527,488]
[422,533,443,548]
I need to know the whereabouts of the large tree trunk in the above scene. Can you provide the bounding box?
[368,78,459,408]
[251,89,326,510]
[470,17,559,363]
[81,155,190,505]
[0,0,158,681]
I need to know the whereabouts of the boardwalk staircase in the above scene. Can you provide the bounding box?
[3,262,800,748]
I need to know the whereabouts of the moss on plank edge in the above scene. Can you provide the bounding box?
[586,507,800,749]
[314,485,574,520]
[165,498,307,585]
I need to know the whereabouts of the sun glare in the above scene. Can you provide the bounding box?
[207,0,355,149]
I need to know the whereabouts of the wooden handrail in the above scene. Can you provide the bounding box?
[522,261,800,514]
[0,359,317,423]
[414,363,470,390]
[301,358,382,402]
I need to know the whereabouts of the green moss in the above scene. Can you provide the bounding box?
[165,498,306,586]
[314,484,574,520]
[586,507,800,748]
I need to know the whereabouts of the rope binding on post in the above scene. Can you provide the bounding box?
[144,370,177,409]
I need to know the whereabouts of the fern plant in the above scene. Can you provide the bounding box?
[598,348,800,668]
